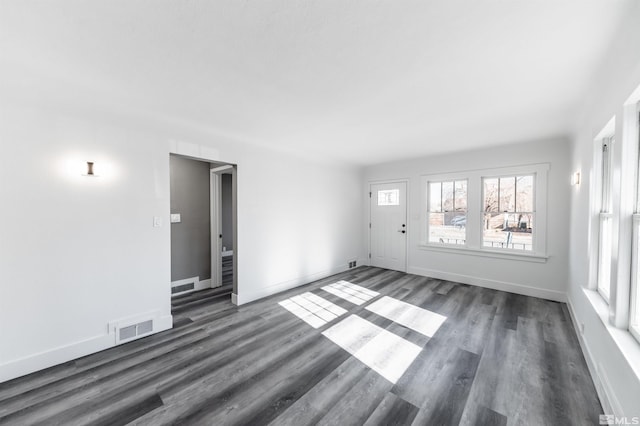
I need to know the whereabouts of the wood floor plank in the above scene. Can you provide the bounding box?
[499,292,527,330]
[435,280,456,295]
[76,392,164,426]
[542,326,602,424]
[455,302,497,355]
[268,357,371,426]
[507,317,550,425]
[363,392,419,426]
[472,405,508,426]
[458,317,517,424]
[407,348,481,426]
[315,369,393,426]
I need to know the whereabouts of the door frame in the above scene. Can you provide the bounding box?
[368,179,410,272]
[210,165,233,288]
[169,145,239,305]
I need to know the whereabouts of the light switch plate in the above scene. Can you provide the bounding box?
[153,216,162,227]
[170,214,181,223]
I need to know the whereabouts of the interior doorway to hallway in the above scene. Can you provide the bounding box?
[169,154,237,320]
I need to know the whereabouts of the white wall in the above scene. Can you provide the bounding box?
[0,100,364,382]
[567,1,640,418]
[233,143,365,304]
[364,138,571,301]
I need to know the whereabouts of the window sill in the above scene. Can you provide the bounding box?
[582,288,640,383]
[417,243,548,263]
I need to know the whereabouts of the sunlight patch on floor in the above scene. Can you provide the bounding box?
[322,314,421,384]
[278,292,347,329]
[365,296,447,337]
[278,284,447,384]
[321,280,379,305]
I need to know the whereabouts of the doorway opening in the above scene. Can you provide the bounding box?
[169,154,237,322]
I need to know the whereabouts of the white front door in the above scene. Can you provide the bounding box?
[370,182,407,272]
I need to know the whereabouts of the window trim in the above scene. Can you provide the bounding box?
[630,214,640,342]
[595,134,615,303]
[418,243,549,263]
[629,104,640,342]
[420,163,549,259]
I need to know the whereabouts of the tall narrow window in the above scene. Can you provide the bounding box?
[630,111,640,342]
[482,175,534,251]
[428,180,467,245]
[598,138,614,301]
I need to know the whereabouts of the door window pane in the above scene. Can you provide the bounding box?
[378,189,399,206]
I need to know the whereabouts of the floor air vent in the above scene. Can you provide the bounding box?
[118,319,153,343]
[172,282,195,294]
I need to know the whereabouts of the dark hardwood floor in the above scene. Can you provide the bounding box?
[171,284,233,317]
[0,267,602,425]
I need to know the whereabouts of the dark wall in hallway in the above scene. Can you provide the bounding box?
[170,155,211,282]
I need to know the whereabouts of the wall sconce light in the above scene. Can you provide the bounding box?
[83,161,98,177]
[571,171,580,186]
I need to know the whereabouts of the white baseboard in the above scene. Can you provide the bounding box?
[566,296,618,416]
[231,293,238,305]
[171,276,211,295]
[407,266,566,302]
[237,262,351,305]
[197,279,212,291]
[0,334,113,383]
[0,313,172,384]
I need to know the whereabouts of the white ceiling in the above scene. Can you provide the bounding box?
[0,1,631,165]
